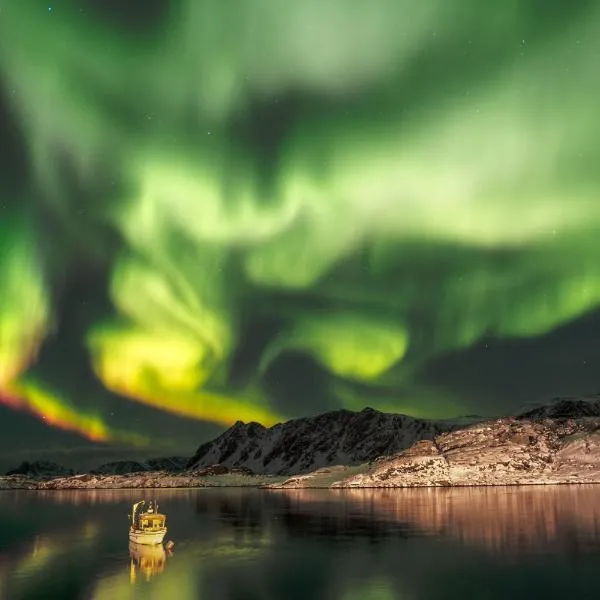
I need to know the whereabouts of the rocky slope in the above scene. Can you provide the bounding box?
[187,407,463,475]
[323,417,600,488]
[0,475,39,490]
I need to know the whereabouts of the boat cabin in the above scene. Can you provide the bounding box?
[130,500,167,532]
[138,511,166,531]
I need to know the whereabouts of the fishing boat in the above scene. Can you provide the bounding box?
[128,500,167,545]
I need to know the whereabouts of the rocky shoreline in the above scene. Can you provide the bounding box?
[0,466,284,490]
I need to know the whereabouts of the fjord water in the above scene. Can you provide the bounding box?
[1,487,600,600]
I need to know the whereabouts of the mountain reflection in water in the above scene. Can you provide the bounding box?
[0,486,599,599]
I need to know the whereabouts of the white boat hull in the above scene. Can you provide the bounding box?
[129,529,166,545]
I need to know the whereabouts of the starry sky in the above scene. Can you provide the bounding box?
[1,0,600,468]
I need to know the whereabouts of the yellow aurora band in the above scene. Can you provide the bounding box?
[87,322,281,427]
[1,1,600,446]
[3,380,149,447]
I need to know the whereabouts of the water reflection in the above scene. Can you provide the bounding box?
[1,487,600,599]
[273,486,600,554]
[34,488,198,505]
[374,486,600,553]
[259,485,600,554]
[128,542,167,583]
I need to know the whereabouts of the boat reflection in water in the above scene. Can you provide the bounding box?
[128,541,168,583]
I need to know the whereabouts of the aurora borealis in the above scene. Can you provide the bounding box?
[2,0,600,465]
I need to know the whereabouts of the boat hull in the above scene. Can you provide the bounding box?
[129,529,166,545]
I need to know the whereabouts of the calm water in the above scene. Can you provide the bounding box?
[1,486,600,599]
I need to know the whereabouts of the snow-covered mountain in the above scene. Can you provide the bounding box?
[518,394,600,420]
[187,407,463,475]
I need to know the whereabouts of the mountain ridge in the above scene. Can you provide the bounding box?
[186,406,482,475]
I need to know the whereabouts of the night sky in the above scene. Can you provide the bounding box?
[1,0,600,468]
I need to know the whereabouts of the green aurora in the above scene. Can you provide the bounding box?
[1,0,600,459]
